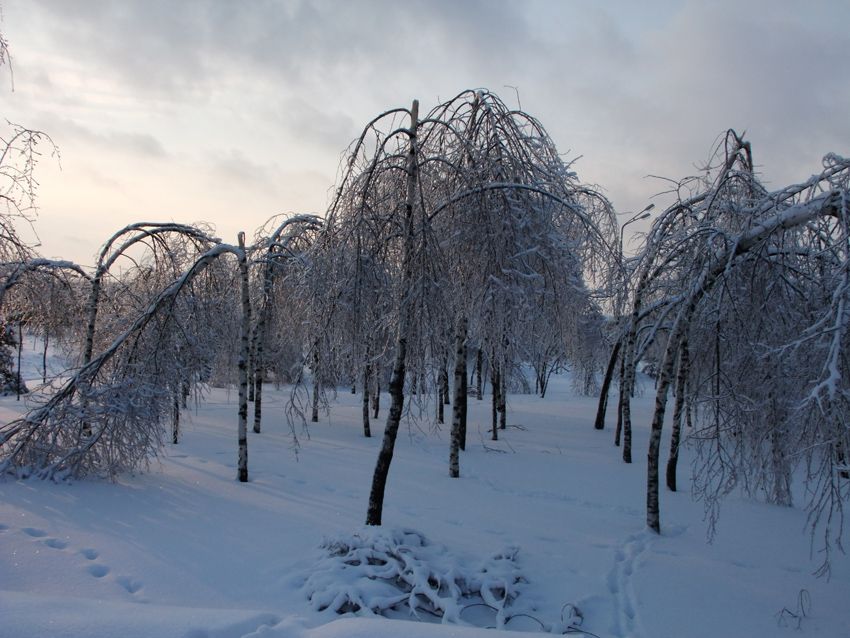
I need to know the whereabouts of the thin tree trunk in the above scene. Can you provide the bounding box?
[250,273,266,433]
[476,348,484,400]
[647,345,676,533]
[15,321,22,401]
[373,377,381,419]
[172,389,180,444]
[615,358,625,446]
[237,232,251,483]
[42,331,48,385]
[460,338,468,451]
[311,347,320,423]
[539,361,551,399]
[622,363,633,463]
[491,359,500,441]
[666,340,689,491]
[648,291,702,533]
[499,358,507,430]
[366,100,418,527]
[437,374,445,424]
[253,369,263,433]
[82,271,104,367]
[471,350,478,393]
[311,377,320,422]
[450,316,467,477]
[362,359,372,438]
[595,339,622,430]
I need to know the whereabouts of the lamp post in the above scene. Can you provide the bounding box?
[619,203,655,260]
[594,204,655,433]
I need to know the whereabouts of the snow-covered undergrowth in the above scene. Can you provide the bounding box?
[304,527,544,630]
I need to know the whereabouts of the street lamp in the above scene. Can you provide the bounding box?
[616,203,655,313]
[619,203,655,258]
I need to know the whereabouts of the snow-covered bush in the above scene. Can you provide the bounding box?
[303,527,529,629]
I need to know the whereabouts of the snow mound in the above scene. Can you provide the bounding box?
[303,527,546,630]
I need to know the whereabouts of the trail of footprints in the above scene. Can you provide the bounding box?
[606,530,650,638]
[14,524,144,596]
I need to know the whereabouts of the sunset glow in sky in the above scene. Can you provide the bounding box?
[3,0,849,266]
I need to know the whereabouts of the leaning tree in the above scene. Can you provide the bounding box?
[609,131,850,576]
[0,229,260,482]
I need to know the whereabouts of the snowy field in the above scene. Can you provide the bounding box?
[1,336,849,638]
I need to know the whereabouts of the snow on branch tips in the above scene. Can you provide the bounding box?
[304,89,618,526]
[0,231,261,481]
[603,129,850,575]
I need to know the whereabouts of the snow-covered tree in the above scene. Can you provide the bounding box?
[249,214,322,434]
[308,90,618,525]
[0,228,262,481]
[611,131,850,575]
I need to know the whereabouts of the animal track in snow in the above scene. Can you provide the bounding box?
[86,564,110,578]
[606,530,652,638]
[44,538,68,549]
[15,524,145,598]
[116,576,143,594]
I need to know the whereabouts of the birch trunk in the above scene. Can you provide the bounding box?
[449,316,467,477]
[666,340,689,491]
[362,359,372,438]
[475,348,483,400]
[237,232,251,483]
[311,348,320,423]
[594,339,622,430]
[172,390,180,444]
[648,287,704,532]
[437,381,444,424]
[253,369,263,434]
[373,378,380,419]
[460,338,468,451]
[499,358,507,430]
[614,353,625,446]
[365,100,418,527]
[491,359,500,441]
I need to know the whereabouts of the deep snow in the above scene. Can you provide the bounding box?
[1,335,848,637]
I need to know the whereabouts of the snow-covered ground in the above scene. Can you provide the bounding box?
[1,335,848,637]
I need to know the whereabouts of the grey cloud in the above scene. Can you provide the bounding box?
[25,0,536,104]
[277,97,358,152]
[31,115,169,159]
[17,0,850,223]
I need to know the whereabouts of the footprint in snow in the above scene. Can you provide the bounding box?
[607,530,652,637]
[0,523,9,532]
[22,527,47,537]
[87,564,110,578]
[115,576,143,594]
[80,548,99,560]
[44,538,68,550]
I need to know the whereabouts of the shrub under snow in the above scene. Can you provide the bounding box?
[303,527,539,629]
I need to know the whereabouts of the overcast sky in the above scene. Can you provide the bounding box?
[3,0,849,266]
